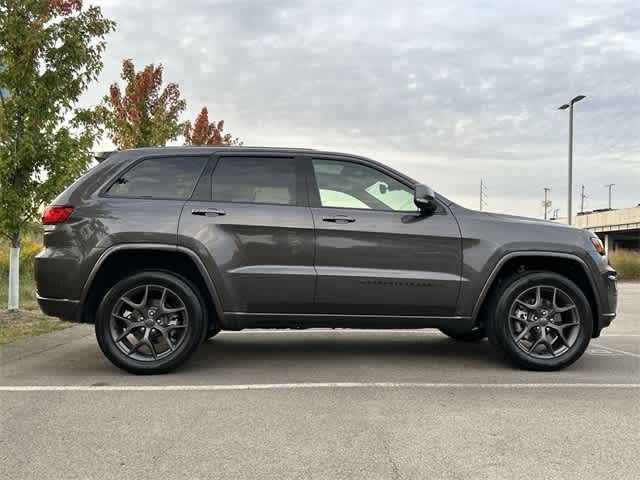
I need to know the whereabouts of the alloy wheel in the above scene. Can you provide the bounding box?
[508,285,581,359]
[109,284,190,362]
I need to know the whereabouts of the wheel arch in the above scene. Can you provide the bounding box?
[79,244,224,329]
[472,252,601,337]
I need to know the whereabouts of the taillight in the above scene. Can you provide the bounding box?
[42,205,74,225]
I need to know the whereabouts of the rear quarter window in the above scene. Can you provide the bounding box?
[106,156,207,199]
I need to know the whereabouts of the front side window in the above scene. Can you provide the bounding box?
[107,156,207,199]
[212,157,298,205]
[312,159,415,211]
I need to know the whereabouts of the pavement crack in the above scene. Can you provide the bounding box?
[380,433,401,480]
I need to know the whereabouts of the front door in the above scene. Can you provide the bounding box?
[178,153,316,314]
[307,156,462,316]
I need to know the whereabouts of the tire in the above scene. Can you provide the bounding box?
[95,270,207,374]
[486,271,592,371]
[439,328,486,342]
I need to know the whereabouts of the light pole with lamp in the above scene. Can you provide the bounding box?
[558,95,586,225]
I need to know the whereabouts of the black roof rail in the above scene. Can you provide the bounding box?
[94,151,116,163]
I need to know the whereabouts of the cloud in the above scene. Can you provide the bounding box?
[87,0,640,216]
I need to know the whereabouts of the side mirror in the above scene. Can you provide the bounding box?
[414,184,437,213]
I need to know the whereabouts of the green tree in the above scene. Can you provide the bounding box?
[0,0,114,309]
[98,59,187,149]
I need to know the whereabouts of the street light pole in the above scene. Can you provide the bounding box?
[558,95,586,225]
[604,183,615,209]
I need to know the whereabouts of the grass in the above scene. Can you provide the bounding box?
[0,272,72,345]
[0,309,71,344]
[609,249,640,280]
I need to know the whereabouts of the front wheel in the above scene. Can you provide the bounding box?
[95,271,207,374]
[486,271,592,371]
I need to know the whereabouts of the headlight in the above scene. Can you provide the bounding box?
[590,236,605,255]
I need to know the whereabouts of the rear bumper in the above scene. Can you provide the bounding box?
[37,295,79,322]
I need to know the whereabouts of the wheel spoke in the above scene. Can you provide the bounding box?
[515,299,534,310]
[528,337,543,353]
[549,325,571,347]
[147,339,158,360]
[120,296,139,310]
[165,324,187,331]
[115,327,133,343]
[140,285,149,308]
[113,313,134,326]
[534,286,542,308]
[556,304,576,313]
[160,288,168,309]
[546,339,557,357]
[163,306,186,315]
[157,327,175,352]
[515,325,531,343]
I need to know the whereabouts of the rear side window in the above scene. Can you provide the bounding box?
[107,156,207,199]
[212,157,298,205]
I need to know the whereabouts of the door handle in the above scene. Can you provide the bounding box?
[191,208,226,217]
[322,215,356,224]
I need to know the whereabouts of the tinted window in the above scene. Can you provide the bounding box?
[107,156,207,199]
[312,159,415,211]
[212,157,298,205]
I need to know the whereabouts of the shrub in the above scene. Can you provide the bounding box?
[609,249,640,280]
[0,238,43,278]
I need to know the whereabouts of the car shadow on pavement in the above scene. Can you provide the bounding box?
[187,333,507,371]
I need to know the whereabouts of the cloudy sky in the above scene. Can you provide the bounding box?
[85,0,640,217]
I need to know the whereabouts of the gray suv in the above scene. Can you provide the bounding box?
[35,147,618,374]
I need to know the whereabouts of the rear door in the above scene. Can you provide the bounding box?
[178,153,316,314]
[307,155,462,316]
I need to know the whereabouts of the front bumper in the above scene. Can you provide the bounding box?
[593,269,618,336]
[37,295,79,322]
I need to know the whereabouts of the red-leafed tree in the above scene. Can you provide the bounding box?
[183,107,242,146]
[98,59,187,149]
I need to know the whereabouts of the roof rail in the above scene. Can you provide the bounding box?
[94,151,116,163]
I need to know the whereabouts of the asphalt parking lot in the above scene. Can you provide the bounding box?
[1,283,638,479]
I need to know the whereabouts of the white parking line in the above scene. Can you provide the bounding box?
[1,382,639,392]
[591,343,640,358]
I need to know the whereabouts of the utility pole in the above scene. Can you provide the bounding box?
[604,183,615,209]
[542,187,552,220]
[558,95,586,225]
[580,185,587,213]
[479,179,488,211]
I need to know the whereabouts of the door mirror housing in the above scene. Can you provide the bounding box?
[414,184,437,213]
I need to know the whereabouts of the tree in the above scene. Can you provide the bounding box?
[0,0,114,309]
[98,59,187,149]
[183,107,242,146]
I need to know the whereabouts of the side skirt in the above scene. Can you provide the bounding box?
[222,312,474,332]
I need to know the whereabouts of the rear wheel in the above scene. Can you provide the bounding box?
[486,271,592,371]
[95,271,207,374]
[439,328,486,342]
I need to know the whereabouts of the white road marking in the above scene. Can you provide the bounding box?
[0,382,639,392]
[591,343,640,358]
